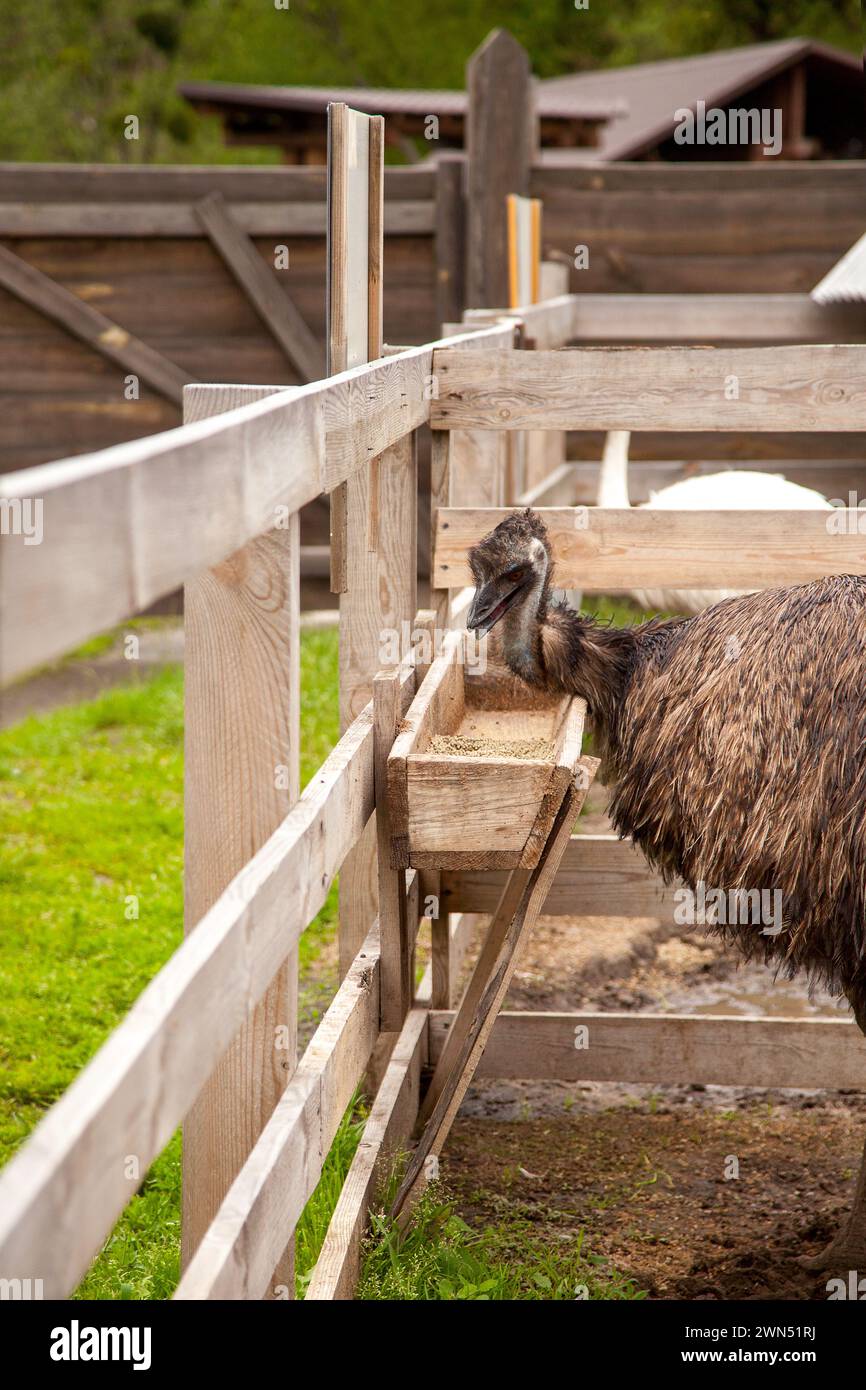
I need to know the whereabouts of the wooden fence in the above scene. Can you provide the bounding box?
[3,94,866,1299]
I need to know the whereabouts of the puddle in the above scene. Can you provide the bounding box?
[648,958,852,1021]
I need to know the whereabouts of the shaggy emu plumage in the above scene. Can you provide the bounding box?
[467,507,866,1268]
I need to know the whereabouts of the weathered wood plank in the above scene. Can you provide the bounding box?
[391,768,596,1220]
[181,387,301,1296]
[434,506,866,590]
[0,659,416,1299]
[195,192,323,381]
[428,1011,866,1090]
[431,345,866,433]
[0,322,508,684]
[305,1003,427,1300]
[530,162,866,195]
[0,162,435,201]
[569,294,866,345]
[441,834,675,921]
[0,241,192,404]
[175,924,383,1300]
[434,156,466,328]
[466,30,534,307]
[0,201,434,237]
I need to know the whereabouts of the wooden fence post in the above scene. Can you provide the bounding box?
[328,105,418,976]
[435,155,466,327]
[181,383,300,1299]
[466,29,535,309]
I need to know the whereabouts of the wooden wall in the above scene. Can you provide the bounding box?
[531,161,866,294]
[0,165,440,472]
[3,159,866,474]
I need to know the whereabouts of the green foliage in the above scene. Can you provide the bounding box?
[357,1188,648,1300]
[0,625,339,1296]
[0,0,859,163]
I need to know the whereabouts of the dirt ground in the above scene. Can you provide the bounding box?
[433,781,864,1301]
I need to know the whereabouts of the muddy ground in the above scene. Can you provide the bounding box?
[436,785,864,1300]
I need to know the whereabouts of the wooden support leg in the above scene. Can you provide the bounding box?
[390,759,597,1222]
[375,669,412,1031]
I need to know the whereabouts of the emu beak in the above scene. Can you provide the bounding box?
[468,581,521,635]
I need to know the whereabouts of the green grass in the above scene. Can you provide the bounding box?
[0,625,340,1298]
[356,1187,647,1301]
[0,599,658,1300]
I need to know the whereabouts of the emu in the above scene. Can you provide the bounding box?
[467,507,866,1269]
[597,430,831,615]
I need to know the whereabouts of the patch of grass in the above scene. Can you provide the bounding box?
[357,1185,647,1301]
[296,1093,367,1297]
[0,666,186,1160]
[0,625,340,1298]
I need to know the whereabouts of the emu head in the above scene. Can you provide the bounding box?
[467,508,552,636]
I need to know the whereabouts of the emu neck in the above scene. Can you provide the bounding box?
[597,430,632,509]
[498,590,637,763]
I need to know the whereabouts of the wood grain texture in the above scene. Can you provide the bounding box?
[0,658,416,1299]
[175,924,383,1300]
[391,766,596,1220]
[441,833,677,921]
[181,384,301,1296]
[434,506,866,590]
[375,670,412,1031]
[195,191,323,381]
[569,293,866,345]
[466,29,534,307]
[337,434,417,972]
[0,201,433,238]
[0,324,508,684]
[305,1002,427,1299]
[431,345,866,433]
[0,240,192,404]
[434,156,466,327]
[428,1011,866,1090]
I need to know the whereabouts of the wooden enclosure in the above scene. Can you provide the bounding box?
[387,631,586,870]
[3,47,866,1296]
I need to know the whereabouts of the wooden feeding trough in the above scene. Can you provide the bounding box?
[387,631,587,871]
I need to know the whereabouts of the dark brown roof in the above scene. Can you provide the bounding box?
[540,38,861,159]
[180,38,861,158]
[179,80,621,123]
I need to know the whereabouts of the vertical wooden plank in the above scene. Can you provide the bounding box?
[429,431,452,633]
[375,670,411,1030]
[338,432,418,975]
[466,29,535,308]
[328,104,386,975]
[367,116,385,552]
[527,262,570,492]
[182,382,300,1298]
[435,156,466,328]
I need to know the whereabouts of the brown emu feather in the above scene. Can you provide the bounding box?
[468,507,866,1266]
[468,508,866,1022]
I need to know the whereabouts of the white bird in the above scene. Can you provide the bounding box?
[597,430,833,615]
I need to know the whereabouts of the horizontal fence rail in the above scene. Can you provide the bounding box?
[0,321,515,684]
[430,345,866,432]
[429,1012,866,1090]
[434,506,866,590]
[2,258,865,1300]
[0,657,417,1297]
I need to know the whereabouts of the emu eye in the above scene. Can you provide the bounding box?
[502,564,525,581]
